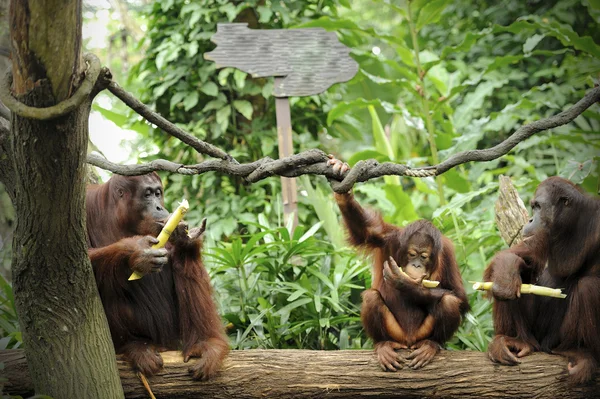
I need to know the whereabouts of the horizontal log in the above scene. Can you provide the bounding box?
[1,349,598,398]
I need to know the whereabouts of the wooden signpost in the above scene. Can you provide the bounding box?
[205,23,358,229]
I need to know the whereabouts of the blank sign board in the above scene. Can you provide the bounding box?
[204,23,359,97]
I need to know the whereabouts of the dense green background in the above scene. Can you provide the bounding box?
[1,0,599,353]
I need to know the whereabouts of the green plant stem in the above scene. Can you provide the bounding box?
[548,130,560,172]
[406,2,446,206]
[238,261,249,322]
[450,211,467,263]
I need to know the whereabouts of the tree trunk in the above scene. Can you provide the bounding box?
[6,0,124,397]
[1,349,598,399]
[494,175,529,247]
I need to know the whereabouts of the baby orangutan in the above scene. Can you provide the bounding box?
[329,156,469,371]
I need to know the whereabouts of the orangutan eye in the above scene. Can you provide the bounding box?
[421,253,429,260]
[408,250,417,258]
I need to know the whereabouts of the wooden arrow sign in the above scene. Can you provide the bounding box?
[204,23,358,229]
[204,23,358,97]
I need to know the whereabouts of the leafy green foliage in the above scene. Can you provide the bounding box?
[0,273,20,350]
[207,220,368,349]
[130,0,343,241]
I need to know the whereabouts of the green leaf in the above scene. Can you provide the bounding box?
[441,29,491,59]
[216,106,231,125]
[202,99,226,112]
[384,185,418,224]
[416,0,450,30]
[200,82,219,97]
[327,98,401,126]
[443,169,471,193]
[189,10,202,28]
[275,298,312,315]
[155,51,168,70]
[454,79,508,130]
[299,222,323,243]
[257,5,273,23]
[183,91,199,111]
[262,79,274,99]
[432,183,499,219]
[161,0,174,12]
[218,68,232,85]
[560,159,596,184]
[188,41,199,58]
[314,295,322,313]
[368,106,400,186]
[523,34,545,54]
[348,150,390,166]
[233,70,247,89]
[219,3,239,21]
[233,100,253,120]
[368,106,394,160]
[170,92,186,110]
[288,289,307,302]
[498,17,600,58]
[92,104,128,127]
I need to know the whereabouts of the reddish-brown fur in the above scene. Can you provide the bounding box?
[334,192,469,370]
[484,176,600,384]
[86,173,228,380]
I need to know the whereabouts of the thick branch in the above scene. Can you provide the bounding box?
[0,53,101,120]
[106,81,231,160]
[435,85,600,174]
[93,79,600,192]
[87,150,430,187]
[2,349,597,398]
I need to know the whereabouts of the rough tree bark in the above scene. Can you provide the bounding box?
[2,0,124,397]
[494,175,530,247]
[1,349,598,399]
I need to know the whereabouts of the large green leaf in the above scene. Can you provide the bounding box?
[233,100,253,120]
[200,82,219,97]
[416,0,451,30]
[327,98,401,126]
[498,17,600,58]
[384,185,418,224]
[560,159,596,184]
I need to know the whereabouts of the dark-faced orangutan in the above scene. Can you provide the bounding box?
[484,176,600,384]
[86,172,228,380]
[328,157,469,371]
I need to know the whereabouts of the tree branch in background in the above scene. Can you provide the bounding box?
[435,85,600,174]
[106,81,232,160]
[92,76,600,192]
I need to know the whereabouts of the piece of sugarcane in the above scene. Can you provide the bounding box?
[471,281,566,298]
[128,199,190,281]
[398,267,440,288]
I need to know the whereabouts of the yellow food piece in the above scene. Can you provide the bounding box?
[128,199,190,281]
[399,267,440,288]
[471,281,566,298]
